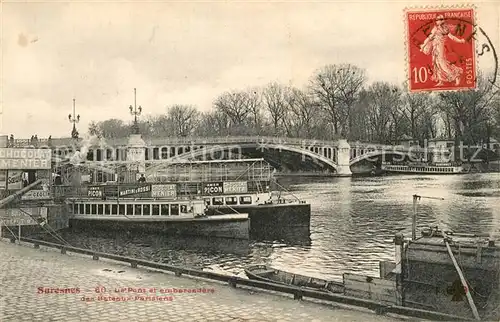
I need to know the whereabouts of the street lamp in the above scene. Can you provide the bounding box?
[129,88,143,134]
[68,98,80,139]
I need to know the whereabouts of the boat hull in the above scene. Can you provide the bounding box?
[381,165,464,175]
[244,264,344,293]
[206,203,311,239]
[68,214,250,239]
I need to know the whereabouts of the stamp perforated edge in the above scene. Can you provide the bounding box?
[403,3,479,92]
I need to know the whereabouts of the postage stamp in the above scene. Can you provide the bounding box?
[406,7,477,92]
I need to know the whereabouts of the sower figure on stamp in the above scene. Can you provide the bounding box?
[420,14,466,87]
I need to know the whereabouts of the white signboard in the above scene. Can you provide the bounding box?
[0,170,6,190]
[21,190,51,200]
[151,184,177,198]
[0,207,48,226]
[0,149,52,170]
[223,181,248,194]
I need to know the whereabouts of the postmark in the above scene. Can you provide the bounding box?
[406,7,478,92]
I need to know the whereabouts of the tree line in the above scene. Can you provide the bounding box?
[88,63,500,146]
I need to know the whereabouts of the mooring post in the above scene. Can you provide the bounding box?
[412,194,420,240]
[394,233,404,306]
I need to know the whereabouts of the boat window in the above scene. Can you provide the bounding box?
[225,196,237,205]
[118,204,125,215]
[171,204,179,216]
[161,204,169,216]
[104,204,111,215]
[73,204,78,214]
[79,204,84,214]
[204,198,211,206]
[85,204,90,214]
[212,197,223,205]
[126,204,134,215]
[180,205,188,213]
[91,204,97,215]
[240,196,252,204]
[143,204,151,216]
[135,204,142,216]
[111,204,117,215]
[152,205,160,216]
[97,204,104,215]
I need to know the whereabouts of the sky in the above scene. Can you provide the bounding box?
[1,0,499,138]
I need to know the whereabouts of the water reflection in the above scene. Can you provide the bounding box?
[33,173,500,282]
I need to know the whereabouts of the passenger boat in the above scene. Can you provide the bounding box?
[68,194,250,239]
[244,264,344,293]
[54,158,311,239]
[381,162,464,174]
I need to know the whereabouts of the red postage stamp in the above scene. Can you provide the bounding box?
[406,7,476,92]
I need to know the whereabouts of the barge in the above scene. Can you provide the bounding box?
[54,158,310,239]
[245,195,500,320]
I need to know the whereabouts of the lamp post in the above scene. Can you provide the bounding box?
[68,98,80,139]
[129,88,142,135]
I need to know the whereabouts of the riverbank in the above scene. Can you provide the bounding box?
[0,240,407,322]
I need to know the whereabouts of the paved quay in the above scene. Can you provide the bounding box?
[0,240,410,322]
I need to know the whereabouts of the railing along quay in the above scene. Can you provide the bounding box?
[5,236,471,321]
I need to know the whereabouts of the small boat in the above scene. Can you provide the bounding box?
[244,264,344,293]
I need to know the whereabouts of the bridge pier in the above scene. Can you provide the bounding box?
[336,139,352,177]
[127,134,146,175]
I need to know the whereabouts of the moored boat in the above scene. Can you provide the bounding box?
[68,196,250,239]
[381,162,464,174]
[54,158,311,239]
[244,264,344,293]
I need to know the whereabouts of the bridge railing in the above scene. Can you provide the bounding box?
[10,136,422,152]
[11,136,345,148]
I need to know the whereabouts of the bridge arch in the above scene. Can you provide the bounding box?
[145,143,339,175]
[349,150,408,166]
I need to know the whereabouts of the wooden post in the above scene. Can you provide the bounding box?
[444,237,481,320]
[394,233,404,306]
[18,224,21,244]
[412,194,420,240]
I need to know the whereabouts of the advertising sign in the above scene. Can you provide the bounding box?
[87,186,103,198]
[7,170,23,190]
[202,182,223,195]
[119,185,151,197]
[0,207,48,226]
[21,190,51,200]
[151,184,177,198]
[0,171,6,190]
[223,181,248,194]
[0,149,52,170]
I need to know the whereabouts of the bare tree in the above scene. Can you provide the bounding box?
[213,91,252,126]
[437,74,497,144]
[283,88,318,138]
[88,119,130,138]
[359,82,402,144]
[310,64,366,138]
[167,105,199,137]
[262,82,291,135]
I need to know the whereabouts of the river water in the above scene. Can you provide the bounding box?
[39,173,500,283]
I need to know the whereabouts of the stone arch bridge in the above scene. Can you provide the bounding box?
[12,136,422,176]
